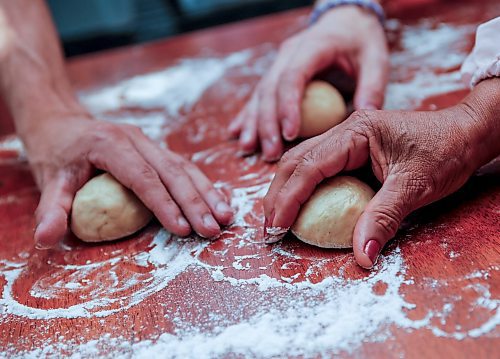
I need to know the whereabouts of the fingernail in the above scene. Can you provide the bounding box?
[177,216,190,229]
[216,201,232,214]
[283,120,298,141]
[364,239,381,267]
[264,226,288,244]
[263,139,279,161]
[34,220,51,250]
[35,242,52,250]
[203,213,220,230]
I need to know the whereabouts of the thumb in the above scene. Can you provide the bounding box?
[352,176,412,269]
[34,173,78,250]
[353,44,389,110]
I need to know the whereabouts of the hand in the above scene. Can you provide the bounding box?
[229,5,389,161]
[263,79,500,269]
[23,112,234,249]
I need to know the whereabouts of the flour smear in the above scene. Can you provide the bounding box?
[1,17,499,359]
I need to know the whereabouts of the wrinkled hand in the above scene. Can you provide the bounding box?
[229,5,389,161]
[264,79,500,268]
[24,113,234,249]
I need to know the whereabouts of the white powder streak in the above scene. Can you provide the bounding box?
[386,22,474,110]
[0,231,200,319]
[130,250,418,358]
[80,51,251,116]
[1,20,498,358]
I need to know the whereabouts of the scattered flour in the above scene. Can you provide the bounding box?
[4,242,498,358]
[79,51,252,116]
[0,16,498,359]
[385,21,474,109]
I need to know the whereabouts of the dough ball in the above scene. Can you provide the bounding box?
[71,173,153,242]
[299,80,347,138]
[291,176,374,248]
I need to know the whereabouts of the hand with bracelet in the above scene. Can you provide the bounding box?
[229,0,389,161]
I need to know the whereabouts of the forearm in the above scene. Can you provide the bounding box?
[0,0,85,141]
[460,78,500,167]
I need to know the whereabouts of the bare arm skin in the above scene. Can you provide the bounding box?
[0,0,233,248]
[264,78,500,268]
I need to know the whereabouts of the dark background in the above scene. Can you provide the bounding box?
[47,0,311,57]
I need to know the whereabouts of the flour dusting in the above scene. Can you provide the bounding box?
[385,21,473,109]
[1,14,499,359]
[80,51,252,116]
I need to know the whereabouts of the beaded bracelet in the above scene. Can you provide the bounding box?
[309,0,386,27]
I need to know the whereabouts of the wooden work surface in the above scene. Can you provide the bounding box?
[0,1,499,358]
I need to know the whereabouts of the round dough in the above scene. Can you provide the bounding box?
[291,176,375,248]
[71,173,153,242]
[299,80,347,138]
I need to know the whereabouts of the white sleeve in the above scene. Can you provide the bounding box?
[461,17,500,88]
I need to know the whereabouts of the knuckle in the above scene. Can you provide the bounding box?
[90,123,126,144]
[373,206,402,236]
[160,195,178,212]
[345,111,375,133]
[279,71,302,88]
[205,189,220,201]
[165,161,185,178]
[350,110,372,124]
[130,166,159,193]
[187,192,205,207]
[273,194,288,216]
[257,84,275,104]
[297,152,317,172]
[150,195,177,218]
[277,150,296,169]
[295,153,325,184]
[301,150,317,165]
[139,165,158,181]
[123,124,144,136]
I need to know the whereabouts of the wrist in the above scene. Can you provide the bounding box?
[0,39,85,134]
[15,96,88,138]
[16,100,90,151]
[311,0,385,27]
[457,78,500,167]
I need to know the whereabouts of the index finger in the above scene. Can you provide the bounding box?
[263,130,330,220]
[88,140,192,237]
[266,124,370,231]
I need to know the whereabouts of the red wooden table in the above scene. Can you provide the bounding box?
[0,1,499,358]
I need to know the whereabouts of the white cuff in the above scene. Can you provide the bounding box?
[461,17,500,88]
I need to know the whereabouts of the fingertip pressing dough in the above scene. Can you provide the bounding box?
[291,176,375,248]
[299,80,347,138]
[71,173,153,243]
